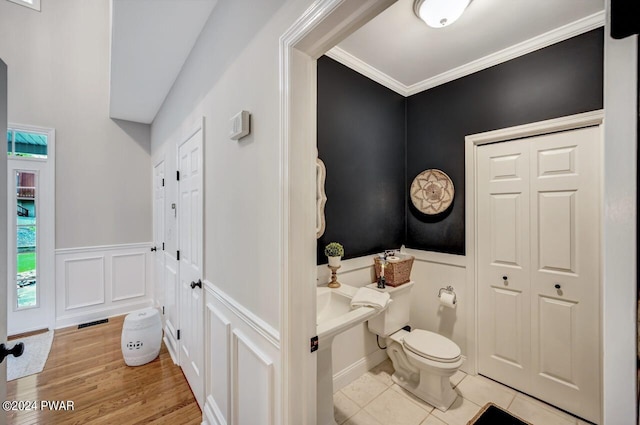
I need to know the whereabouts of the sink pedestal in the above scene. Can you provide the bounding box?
[315,284,382,425]
[317,344,338,425]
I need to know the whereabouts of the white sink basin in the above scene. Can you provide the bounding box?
[316,285,379,346]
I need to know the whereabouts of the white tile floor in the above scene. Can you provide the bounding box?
[333,359,591,425]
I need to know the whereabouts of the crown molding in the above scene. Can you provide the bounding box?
[326,10,605,98]
[325,47,409,96]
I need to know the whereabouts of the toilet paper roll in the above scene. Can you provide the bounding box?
[439,291,456,308]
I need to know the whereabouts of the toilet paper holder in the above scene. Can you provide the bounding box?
[438,285,457,305]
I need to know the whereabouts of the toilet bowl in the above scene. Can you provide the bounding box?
[367,282,463,411]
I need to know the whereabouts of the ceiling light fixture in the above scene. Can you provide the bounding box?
[414,0,471,28]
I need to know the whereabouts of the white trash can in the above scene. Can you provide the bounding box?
[121,307,162,366]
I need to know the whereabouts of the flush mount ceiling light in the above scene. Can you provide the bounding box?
[414,0,470,28]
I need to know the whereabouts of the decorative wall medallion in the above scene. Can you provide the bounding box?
[410,169,454,215]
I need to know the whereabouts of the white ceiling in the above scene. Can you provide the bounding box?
[109,0,217,124]
[108,0,605,123]
[332,0,604,95]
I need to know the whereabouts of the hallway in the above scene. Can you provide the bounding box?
[6,315,200,424]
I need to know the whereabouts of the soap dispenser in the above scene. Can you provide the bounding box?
[377,253,386,289]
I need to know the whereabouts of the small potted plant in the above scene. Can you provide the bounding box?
[324,242,344,268]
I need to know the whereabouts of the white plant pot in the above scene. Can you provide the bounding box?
[328,256,341,268]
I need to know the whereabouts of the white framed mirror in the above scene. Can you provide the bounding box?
[316,157,327,238]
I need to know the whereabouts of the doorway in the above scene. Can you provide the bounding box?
[6,125,55,336]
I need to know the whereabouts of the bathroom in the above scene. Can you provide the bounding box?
[314,2,605,423]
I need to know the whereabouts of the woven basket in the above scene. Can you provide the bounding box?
[373,255,414,287]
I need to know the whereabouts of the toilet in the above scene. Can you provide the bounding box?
[367,282,463,411]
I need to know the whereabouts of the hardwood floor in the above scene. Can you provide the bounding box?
[6,315,201,425]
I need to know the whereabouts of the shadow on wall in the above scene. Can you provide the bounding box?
[112,118,151,155]
[436,304,457,340]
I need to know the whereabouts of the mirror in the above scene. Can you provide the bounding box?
[316,157,327,238]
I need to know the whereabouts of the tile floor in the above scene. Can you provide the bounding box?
[333,359,592,425]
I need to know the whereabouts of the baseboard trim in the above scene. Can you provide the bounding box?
[55,300,153,329]
[333,349,389,392]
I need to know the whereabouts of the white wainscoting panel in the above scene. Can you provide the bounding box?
[204,302,231,425]
[233,329,274,425]
[65,256,105,310]
[55,243,153,328]
[203,280,280,425]
[112,252,146,301]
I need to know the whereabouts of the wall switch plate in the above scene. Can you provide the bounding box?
[230,110,251,140]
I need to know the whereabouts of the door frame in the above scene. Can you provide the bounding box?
[6,123,55,335]
[279,1,396,422]
[152,152,166,311]
[464,111,604,391]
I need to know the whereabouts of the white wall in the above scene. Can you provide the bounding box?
[319,248,468,390]
[151,0,316,331]
[602,2,638,422]
[150,1,319,423]
[0,0,151,249]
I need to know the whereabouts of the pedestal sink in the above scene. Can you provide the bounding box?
[316,284,383,425]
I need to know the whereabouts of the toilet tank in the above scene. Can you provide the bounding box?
[367,281,414,337]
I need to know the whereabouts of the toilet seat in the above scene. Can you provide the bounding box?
[403,330,461,363]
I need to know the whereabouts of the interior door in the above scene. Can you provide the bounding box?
[153,160,165,312]
[477,139,532,391]
[477,126,601,423]
[178,125,204,408]
[528,127,600,422]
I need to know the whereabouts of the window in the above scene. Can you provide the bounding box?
[16,170,38,309]
[7,128,48,158]
[6,0,41,12]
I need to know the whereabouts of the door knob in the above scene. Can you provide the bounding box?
[150,246,157,252]
[0,342,24,364]
[190,279,202,289]
[502,276,508,281]
[554,283,561,289]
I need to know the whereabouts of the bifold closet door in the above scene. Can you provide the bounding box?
[477,139,532,392]
[477,126,601,424]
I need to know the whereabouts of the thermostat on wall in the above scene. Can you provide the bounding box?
[230,110,251,140]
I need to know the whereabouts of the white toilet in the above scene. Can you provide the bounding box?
[367,282,463,411]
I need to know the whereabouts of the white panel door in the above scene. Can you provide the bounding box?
[477,126,600,423]
[153,160,165,310]
[178,126,204,408]
[477,140,531,390]
[529,127,600,422]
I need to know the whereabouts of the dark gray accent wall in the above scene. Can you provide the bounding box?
[317,56,406,264]
[317,28,604,262]
[406,28,604,254]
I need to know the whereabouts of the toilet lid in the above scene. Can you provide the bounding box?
[403,330,461,362]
